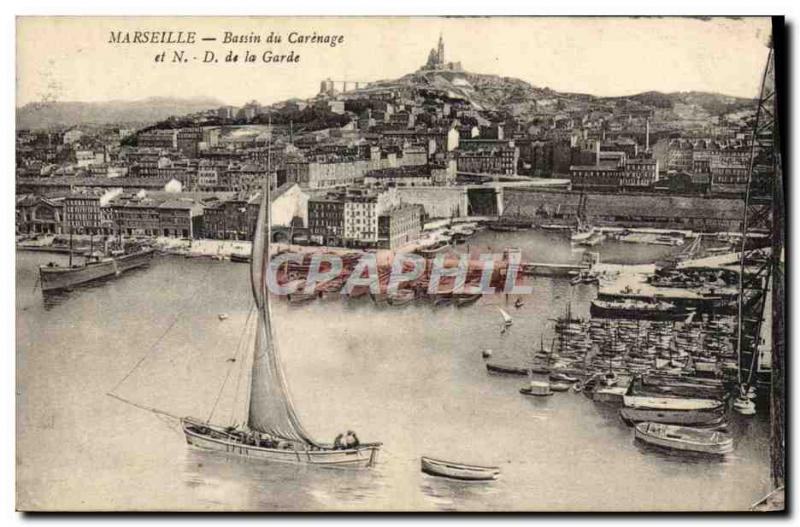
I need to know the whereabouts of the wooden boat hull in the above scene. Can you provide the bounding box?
[592,386,629,404]
[39,260,117,291]
[182,420,380,468]
[387,292,415,306]
[288,291,318,304]
[455,294,481,307]
[633,379,728,400]
[230,253,251,263]
[620,405,726,426]
[634,422,734,455]
[115,248,155,273]
[486,363,530,376]
[39,249,154,292]
[420,456,500,481]
[590,301,692,321]
[520,387,554,397]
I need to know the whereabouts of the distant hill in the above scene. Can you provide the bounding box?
[16,96,225,130]
[377,69,755,119]
[604,90,756,115]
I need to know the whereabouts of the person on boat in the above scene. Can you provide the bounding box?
[343,430,360,449]
[333,433,344,449]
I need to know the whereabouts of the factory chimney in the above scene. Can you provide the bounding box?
[595,140,601,166]
[645,118,651,151]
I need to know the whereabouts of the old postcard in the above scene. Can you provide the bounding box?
[15,16,785,512]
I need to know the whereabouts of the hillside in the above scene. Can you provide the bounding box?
[382,69,755,119]
[16,96,225,130]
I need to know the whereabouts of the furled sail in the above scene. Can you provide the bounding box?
[248,180,318,446]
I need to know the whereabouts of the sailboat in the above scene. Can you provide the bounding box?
[497,306,513,327]
[180,181,382,467]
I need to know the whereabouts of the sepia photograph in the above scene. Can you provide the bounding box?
[13,15,786,512]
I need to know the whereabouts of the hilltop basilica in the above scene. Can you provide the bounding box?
[421,34,463,72]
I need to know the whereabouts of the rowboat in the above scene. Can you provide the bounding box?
[416,241,451,257]
[420,456,500,481]
[620,391,726,426]
[550,381,572,392]
[486,362,530,376]
[549,373,578,383]
[230,252,251,263]
[634,422,734,455]
[570,225,596,243]
[455,293,482,307]
[592,385,628,404]
[520,380,553,397]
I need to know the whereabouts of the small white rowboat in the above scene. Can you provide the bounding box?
[420,456,500,481]
[634,421,734,455]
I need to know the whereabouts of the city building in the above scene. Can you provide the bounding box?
[378,203,422,250]
[137,129,179,149]
[16,195,65,234]
[456,146,519,175]
[307,196,345,245]
[63,187,123,234]
[105,192,205,238]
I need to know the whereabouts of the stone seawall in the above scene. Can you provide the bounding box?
[396,186,469,219]
[501,187,744,232]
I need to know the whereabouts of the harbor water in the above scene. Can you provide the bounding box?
[16,230,772,511]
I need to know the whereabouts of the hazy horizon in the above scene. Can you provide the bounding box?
[15,84,759,111]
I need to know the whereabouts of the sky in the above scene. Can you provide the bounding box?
[16,16,773,107]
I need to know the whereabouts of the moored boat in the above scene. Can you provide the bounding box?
[634,421,734,455]
[420,456,500,481]
[590,298,694,321]
[416,241,451,257]
[39,259,117,292]
[520,380,554,397]
[230,252,251,263]
[486,362,530,376]
[39,246,154,293]
[550,381,572,392]
[620,386,726,426]
[114,247,155,273]
[550,373,578,383]
[570,225,596,244]
[455,293,482,307]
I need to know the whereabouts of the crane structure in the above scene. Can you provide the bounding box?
[735,35,784,490]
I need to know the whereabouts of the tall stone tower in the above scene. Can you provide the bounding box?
[437,33,445,64]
